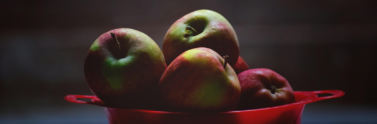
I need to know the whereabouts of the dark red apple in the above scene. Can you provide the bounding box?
[237,68,295,110]
[233,56,249,74]
[159,47,241,113]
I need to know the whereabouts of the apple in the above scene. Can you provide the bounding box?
[237,68,295,110]
[84,28,166,109]
[159,47,241,113]
[162,9,239,67]
[234,56,249,74]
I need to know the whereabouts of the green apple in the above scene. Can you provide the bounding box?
[163,9,239,67]
[84,28,166,109]
[159,47,241,113]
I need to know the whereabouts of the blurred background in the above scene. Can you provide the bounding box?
[1,0,376,123]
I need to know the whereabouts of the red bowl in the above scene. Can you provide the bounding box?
[65,90,344,124]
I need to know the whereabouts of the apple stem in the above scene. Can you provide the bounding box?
[187,26,198,34]
[185,26,198,36]
[110,32,121,50]
[223,55,229,69]
[271,86,277,94]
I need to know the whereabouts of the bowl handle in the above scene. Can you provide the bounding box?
[64,95,105,106]
[310,90,345,103]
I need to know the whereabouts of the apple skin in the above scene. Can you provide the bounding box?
[237,68,295,110]
[84,28,166,109]
[233,56,249,74]
[159,47,241,113]
[163,9,239,67]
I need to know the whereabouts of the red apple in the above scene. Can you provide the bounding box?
[159,47,241,113]
[162,9,239,67]
[233,56,249,74]
[84,28,166,109]
[237,68,295,110]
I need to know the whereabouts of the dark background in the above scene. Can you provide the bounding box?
[1,0,377,123]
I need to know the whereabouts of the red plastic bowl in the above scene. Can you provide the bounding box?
[65,90,344,124]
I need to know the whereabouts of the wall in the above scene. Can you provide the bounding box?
[1,0,377,123]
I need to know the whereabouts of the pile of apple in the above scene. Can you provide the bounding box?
[84,9,295,113]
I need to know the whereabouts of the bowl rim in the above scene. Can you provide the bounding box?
[65,90,344,114]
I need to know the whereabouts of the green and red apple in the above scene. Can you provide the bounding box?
[159,47,241,113]
[84,28,166,109]
[237,68,295,110]
[163,9,240,67]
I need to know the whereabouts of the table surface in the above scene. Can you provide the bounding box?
[1,103,376,124]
